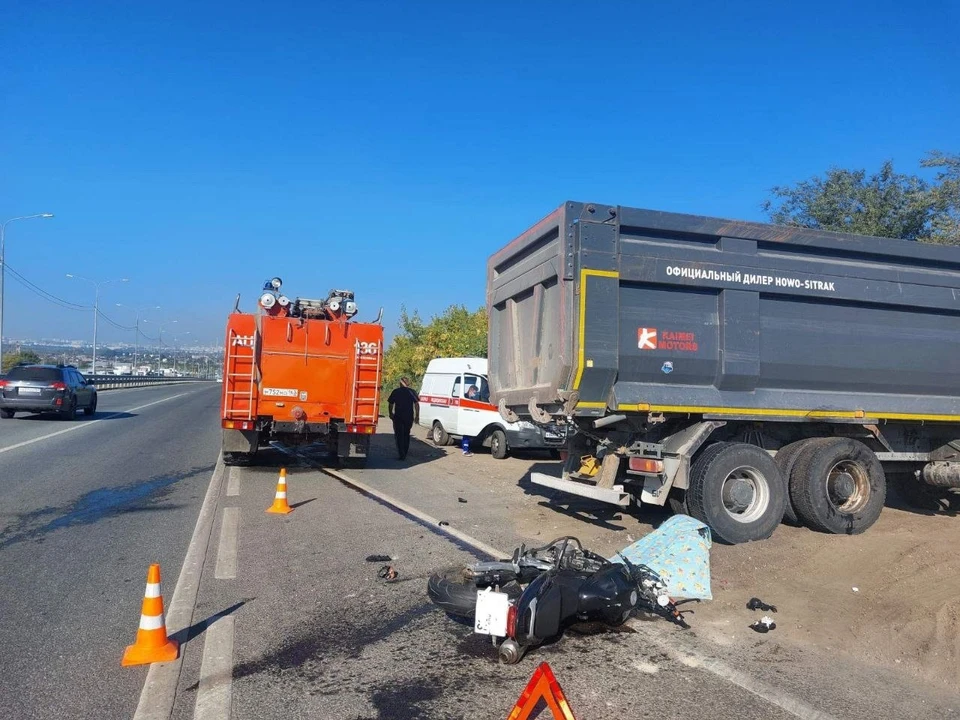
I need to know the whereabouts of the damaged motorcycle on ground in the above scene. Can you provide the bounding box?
[426,536,692,664]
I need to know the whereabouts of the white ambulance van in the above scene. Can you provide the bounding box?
[417,357,563,459]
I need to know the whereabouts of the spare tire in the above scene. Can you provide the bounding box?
[427,565,522,618]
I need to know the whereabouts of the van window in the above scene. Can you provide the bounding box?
[479,376,490,402]
[451,376,462,397]
[463,375,482,400]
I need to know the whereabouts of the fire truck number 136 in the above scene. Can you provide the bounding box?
[358,342,379,355]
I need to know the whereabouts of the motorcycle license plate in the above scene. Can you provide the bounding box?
[474,588,510,636]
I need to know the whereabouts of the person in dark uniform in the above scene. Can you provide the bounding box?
[388,376,420,460]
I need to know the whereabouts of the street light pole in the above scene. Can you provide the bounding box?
[145,319,177,374]
[0,213,54,370]
[66,274,129,374]
[118,304,160,374]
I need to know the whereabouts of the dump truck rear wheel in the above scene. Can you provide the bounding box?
[774,439,827,526]
[431,422,450,446]
[687,442,786,544]
[789,438,885,534]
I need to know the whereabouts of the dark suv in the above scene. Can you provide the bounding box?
[0,364,98,420]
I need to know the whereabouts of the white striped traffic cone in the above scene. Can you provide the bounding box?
[122,563,179,666]
[266,468,293,514]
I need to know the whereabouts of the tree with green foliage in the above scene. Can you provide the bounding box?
[921,151,960,245]
[382,304,487,394]
[1,349,42,373]
[763,151,959,245]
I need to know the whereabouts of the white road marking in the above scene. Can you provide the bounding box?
[319,465,506,559]
[635,628,839,720]
[214,507,239,580]
[132,458,227,720]
[326,463,834,720]
[0,392,193,455]
[193,615,235,720]
[225,467,240,497]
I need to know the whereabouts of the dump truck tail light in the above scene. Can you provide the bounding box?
[628,457,664,473]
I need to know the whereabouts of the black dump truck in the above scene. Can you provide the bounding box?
[487,201,960,544]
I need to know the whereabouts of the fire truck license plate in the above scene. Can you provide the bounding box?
[262,387,298,397]
[474,588,510,636]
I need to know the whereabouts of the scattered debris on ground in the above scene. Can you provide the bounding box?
[750,616,777,633]
[747,597,778,612]
[366,554,392,562]
[377,565,398,581]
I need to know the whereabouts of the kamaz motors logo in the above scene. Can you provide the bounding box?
[638,328,658,350]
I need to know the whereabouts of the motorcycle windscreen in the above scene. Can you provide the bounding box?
[610,514,713,601]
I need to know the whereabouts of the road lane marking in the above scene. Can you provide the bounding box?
[225,467,239,497]
[325,463,833,720]
[0,391,194,455]
[319,465,506,560]
[193,615,235,720]
[634,628,839,720]
[214,507,239,580]
[132,457,226,720]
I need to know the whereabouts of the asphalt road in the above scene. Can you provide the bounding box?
[0,382,222,720]
[2,398,957,720]
[167,438,959,720]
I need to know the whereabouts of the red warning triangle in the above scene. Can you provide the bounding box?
[506,662,577,720]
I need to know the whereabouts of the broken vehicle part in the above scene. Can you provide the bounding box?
[747,597,778,613]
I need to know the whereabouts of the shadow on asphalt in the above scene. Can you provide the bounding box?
[174,599,249,646]
[517,461,672,533]
[289,498,316,509]
[10,411,138,422]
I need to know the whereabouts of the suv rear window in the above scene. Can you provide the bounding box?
[6,367,61,382]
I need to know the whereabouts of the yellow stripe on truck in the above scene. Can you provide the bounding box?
[616,403,960,423]
[572,268,619,391]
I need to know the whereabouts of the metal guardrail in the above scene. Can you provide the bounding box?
[85,375,212,390]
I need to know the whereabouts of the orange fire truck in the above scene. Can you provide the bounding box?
[220,277,383,466]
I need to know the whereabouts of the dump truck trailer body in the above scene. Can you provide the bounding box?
[487,202,960,543]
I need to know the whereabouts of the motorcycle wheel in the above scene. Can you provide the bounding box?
[427,565,522,618]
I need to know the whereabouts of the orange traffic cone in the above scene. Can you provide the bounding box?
[266,468,293,514]
[122,564,179,667]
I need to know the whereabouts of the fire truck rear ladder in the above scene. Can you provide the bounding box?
[351,342,381,425]
[223,328,258,422]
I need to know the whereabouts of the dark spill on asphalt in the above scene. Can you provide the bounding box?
[0,463,215,548]
[232,603,436,681]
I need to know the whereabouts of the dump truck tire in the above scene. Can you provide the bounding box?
[774,439,829,525]
[789,438,886,534]
[687,442,787,544]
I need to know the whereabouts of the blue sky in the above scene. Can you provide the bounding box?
[2,0,957,347]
